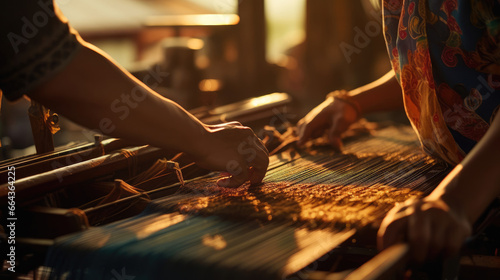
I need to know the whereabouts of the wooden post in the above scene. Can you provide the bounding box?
[304,0,341,107]
[304,0,388,108]
[28,100,56,154]
[237,0,268,98]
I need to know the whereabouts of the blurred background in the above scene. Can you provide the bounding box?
[1,0,391,158]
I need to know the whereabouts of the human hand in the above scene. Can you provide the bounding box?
[377,197,471,263]
[192,122,269,188]
[297,90,359,150]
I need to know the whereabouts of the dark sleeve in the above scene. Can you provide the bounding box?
[0,0,82,101]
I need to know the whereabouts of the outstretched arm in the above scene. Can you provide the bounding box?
[28,40,269,188]
[297,70,404,148]
[378,114,500,262]
[349,70,404,115]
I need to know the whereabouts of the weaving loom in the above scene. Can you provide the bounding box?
[39,125,451,280]
[2,93,498,280]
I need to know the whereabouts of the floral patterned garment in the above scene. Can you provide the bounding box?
[383,0,500,165]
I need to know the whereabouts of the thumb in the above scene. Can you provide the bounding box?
[377,217,407,251]
[297,119,313,145]
[327,117,349,151]
[327,131,343,152]
[377,206,411,251]
[217,164,249,188]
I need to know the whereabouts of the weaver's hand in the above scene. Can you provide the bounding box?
[192,122,269,188]
[377,197,471,263]
[297,92,359,150]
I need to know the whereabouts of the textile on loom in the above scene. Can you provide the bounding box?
[151,125,448,230]
[42,124,450,280]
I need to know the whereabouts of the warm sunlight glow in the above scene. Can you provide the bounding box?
[199,79,222,92]
[249,92,289,108]
[136,214,186,239]
[145,14,240,27]
[202,234,227,250]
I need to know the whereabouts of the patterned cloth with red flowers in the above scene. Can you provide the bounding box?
[383,0,500,165]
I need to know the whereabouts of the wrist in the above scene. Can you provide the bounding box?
[327,90,362,118]
[428,165,488,226]
[185,122,212,159]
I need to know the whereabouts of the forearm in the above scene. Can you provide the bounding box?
[429,115,500,225]
[349,70,404,115]
[28,41,208,156]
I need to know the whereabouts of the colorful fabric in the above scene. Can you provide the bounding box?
[0,0,82,101]
[383,0,500,164]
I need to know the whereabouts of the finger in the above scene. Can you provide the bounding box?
[222,121,243,127]
[427,219,447,260]
[327,132,343,152]
[252,134,270,156]
[408,206,430,263]
[297,117,325,146]
[217,163,249,188]
[248,148,270,185]
[207,122,244,131]
[327,116,350,151]
[297,120,312,146]
[377,211,408,250]
[310,129,325,140]
[331,114,351,135]
[241,130,269,157]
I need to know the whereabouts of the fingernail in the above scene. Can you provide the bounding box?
[217,178,230,187]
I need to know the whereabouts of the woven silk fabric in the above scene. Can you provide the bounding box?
[150,126,449,230]
[383,0,500,164]
[43,126,450,280]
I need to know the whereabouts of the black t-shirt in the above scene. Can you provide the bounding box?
[0,0,82,101]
